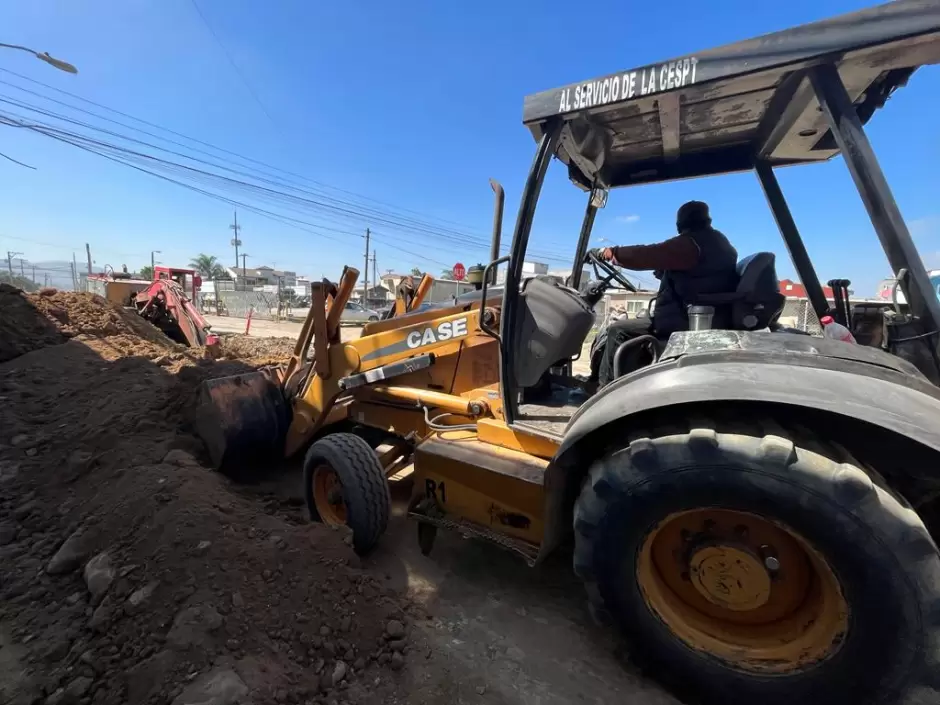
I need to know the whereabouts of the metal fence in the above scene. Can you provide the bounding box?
[591,295,825,334]
[779,297,823,334]
[199,288,282,321]
[196,287,828,333]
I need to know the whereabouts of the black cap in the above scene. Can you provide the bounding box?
[676,200,711,232]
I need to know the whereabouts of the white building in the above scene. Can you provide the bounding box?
[225,265,298,288]
[496,261,549,285]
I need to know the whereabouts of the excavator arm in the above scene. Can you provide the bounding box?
[135,279,220,355]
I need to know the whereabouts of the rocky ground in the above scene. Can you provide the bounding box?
[218,334,297,367]
[0,286,420,705]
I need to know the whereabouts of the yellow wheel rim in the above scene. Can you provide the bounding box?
[312,465,347,526]
[637,508,848,674]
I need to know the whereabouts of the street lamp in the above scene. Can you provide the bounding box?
[0,44,78,74]
[150,250,161,277]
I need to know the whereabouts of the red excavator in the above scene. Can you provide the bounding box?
[136,267,220,355]
[85,265,220,355]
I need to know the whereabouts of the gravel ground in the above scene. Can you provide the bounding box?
[0,287,667,705]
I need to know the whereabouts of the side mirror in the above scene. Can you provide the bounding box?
[591,188,609,209]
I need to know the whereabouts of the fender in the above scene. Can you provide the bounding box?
[536,333,940,562]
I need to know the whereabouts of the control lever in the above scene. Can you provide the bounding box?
[827,279,852,328]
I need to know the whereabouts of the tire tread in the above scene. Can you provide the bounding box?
[573,414,940,705]
[303,432,390,555]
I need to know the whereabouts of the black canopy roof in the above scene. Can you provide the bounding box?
[522,0,940,189]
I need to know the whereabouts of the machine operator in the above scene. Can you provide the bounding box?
[590,200,738,385]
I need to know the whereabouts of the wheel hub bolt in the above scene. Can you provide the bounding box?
[764,555,780,572]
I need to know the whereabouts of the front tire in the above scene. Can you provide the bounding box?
[303,433,390,555]
[573,419,940,705]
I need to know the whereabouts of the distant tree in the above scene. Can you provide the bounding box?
[139,265,153,280]
[189,254,224,279]
[410,267,422,277]
[210,264,231,280]
[439,269,455,280]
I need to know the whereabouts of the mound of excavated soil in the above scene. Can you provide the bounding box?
[0,284,67,363]
[0,290,414,705]
[29,288,176,346]
[0,285,176,364]
[220,334,296,367]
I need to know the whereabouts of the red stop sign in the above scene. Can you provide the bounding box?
[452,262,466,281]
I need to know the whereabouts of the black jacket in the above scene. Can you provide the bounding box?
[652,226,738,336]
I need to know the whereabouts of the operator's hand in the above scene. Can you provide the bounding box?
[588,247,615,263]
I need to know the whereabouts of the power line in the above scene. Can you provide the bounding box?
[187,0,280,130]
[0,77,584,269]
[0,149,34,169]
[0,106,533,270]
[0,90,547,259]
[0,67,579,261]
[0,67,494,236]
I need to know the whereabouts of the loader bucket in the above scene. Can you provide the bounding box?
[193,370,292,475]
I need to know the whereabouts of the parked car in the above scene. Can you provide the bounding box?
[340,301,381,324]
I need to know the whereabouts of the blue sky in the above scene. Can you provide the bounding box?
[0,0,938,294]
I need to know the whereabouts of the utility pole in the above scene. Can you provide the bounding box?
[371,250,377,293]
[363,228,370,305]
[71,253,79,291]
[230,210,242,269]
[19,258,25,277]
[85,243,92,274]
[44,273,48,287]
[31,265,36,283]
[6,251,21,279]
[240,253,249,282]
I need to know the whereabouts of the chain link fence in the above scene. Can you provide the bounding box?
[199,288,282,321]
[779,297,823,334]
[591,296,825,334]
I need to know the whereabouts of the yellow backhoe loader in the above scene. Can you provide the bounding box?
[194,5,940,703]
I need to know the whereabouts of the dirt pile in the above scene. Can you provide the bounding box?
[0,284,67,363]
[0,285,177,364]
[220,334,296,367]
[0,286,415,705]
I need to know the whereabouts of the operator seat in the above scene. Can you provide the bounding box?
[513,277,596,388]
[696,252,785,330]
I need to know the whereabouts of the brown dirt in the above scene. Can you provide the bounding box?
[0,288,415,705]
[0,284,178,363]
[219,334,297,367]
[0,284,67,363]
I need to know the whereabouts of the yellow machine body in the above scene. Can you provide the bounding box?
[273,266,561,562]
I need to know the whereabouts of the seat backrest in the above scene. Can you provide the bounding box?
[733,252,785,330]
[513,277,595,387]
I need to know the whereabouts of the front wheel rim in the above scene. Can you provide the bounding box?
[312,464,347,525]
[636,508,849,674]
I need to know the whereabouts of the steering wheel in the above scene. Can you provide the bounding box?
[586,250,638,293]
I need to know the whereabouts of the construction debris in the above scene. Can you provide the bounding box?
[0,287,411,705]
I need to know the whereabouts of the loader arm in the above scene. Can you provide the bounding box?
[285,301,495,457]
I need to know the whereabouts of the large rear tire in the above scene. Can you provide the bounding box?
[303,433,390,555]
[573,419,940,705]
